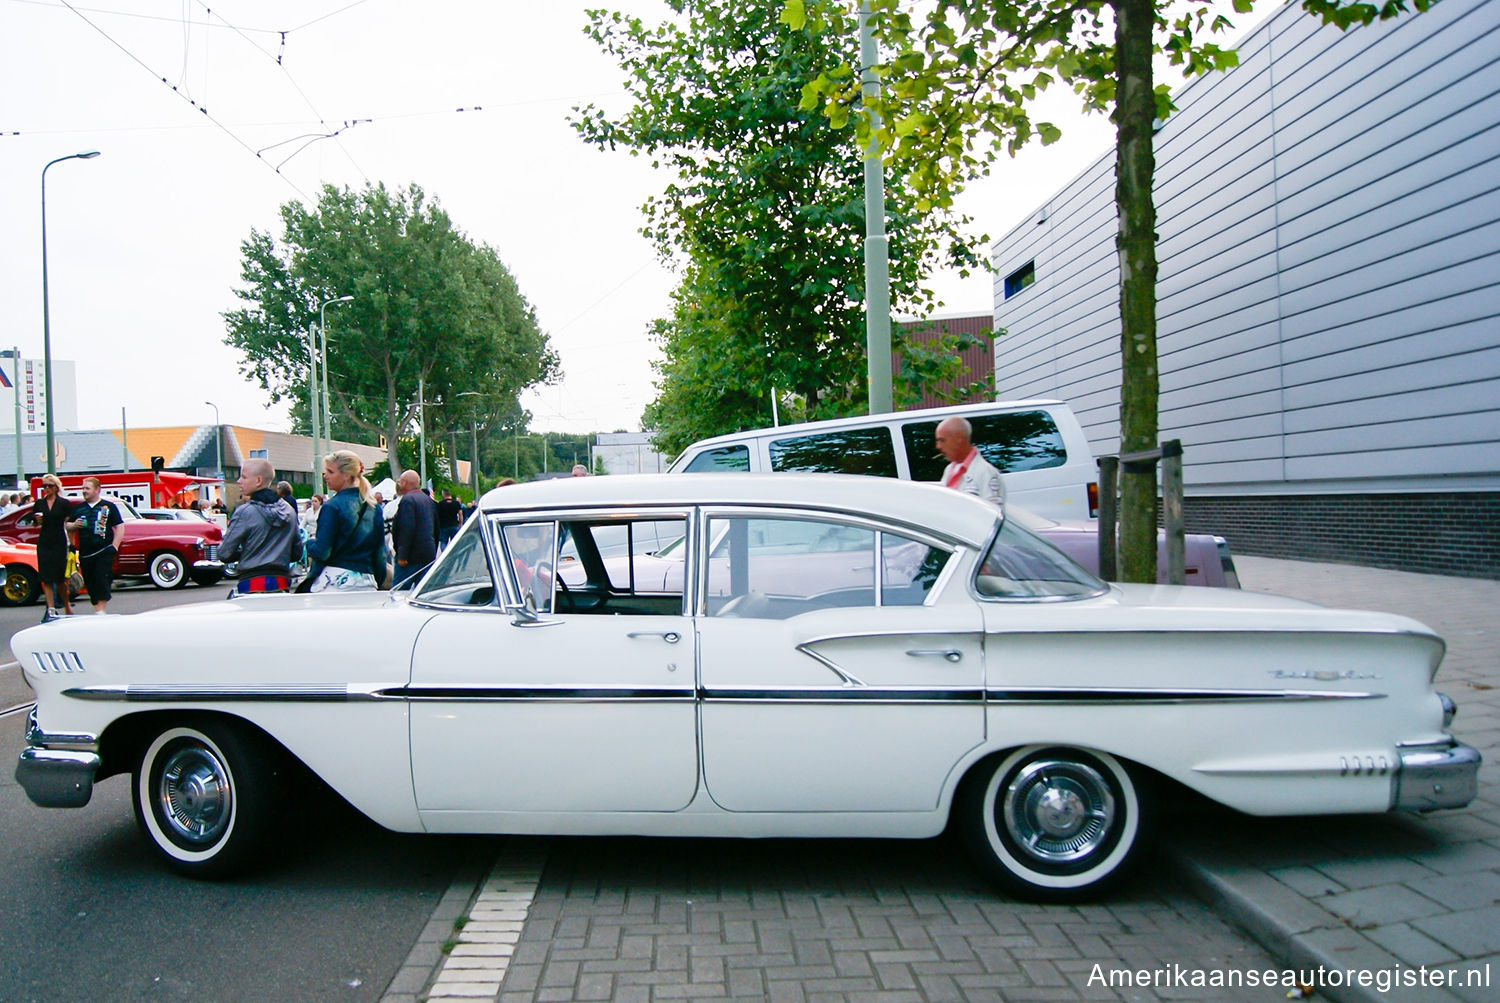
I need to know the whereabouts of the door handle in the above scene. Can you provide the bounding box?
[628,630,681,644]
[907,649,962,663]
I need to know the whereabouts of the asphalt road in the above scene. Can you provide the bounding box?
[0,582,491,1003]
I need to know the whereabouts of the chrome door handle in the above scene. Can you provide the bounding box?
[907,649,962,663]
[628,630,681,644]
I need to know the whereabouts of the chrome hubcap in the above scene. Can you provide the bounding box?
[1003,759,1115,865]
[157,745,231,844]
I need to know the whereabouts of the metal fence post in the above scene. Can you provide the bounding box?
[1162,439,1184,586]
[1097,455,1119,581]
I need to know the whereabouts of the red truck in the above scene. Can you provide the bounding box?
[0,472,226,593]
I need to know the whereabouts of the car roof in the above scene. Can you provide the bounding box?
[681,399,1066,449]
[478,473,1002,548]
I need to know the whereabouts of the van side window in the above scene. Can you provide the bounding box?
[768,427,898,477]
[901,411,1067,482]
[682,445,750,472]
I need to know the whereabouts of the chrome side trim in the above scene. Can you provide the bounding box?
[384,686,697,702]
[31,650,86,674]
[701,687,983,704]
[985,687,1386,704]
[793,642,866,687]
[62,684,369,702]
[24,706,99,752]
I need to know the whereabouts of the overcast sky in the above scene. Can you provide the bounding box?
[2,0,1178,436]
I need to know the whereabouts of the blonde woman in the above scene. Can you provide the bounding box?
[304,450,388,591]
[31,474,76,617]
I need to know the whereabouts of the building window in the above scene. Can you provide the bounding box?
[1004,261,1035,299]
[249,449,268,459]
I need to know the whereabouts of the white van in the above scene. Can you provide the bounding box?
[667,400,1098,520]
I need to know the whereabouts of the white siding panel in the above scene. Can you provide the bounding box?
[1285,442,1497,482]
[1283,351,1500,420]
[1283,315,1500,387]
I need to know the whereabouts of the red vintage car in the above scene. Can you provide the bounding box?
[0,498,224,591]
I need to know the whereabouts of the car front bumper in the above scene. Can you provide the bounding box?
[1393,739,1481,812]
[13,708,99,808]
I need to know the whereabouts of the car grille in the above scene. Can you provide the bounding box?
[202,544,219,561]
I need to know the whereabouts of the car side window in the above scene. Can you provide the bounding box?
[497,520,559,615]
[413,522,497,607]
[767,427,898,477]
[553,517,687,616]
[975,519,1106,600]
[901,410,1068,481]
[705,516,949,618]
[682,445,749,472]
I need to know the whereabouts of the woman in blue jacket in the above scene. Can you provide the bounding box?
[305,450,388,591]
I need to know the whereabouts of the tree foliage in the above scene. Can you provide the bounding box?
[223,182,559,475]
[573,1,992,453]
[788,0,1430,581]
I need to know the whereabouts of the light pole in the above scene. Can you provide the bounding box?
[309,294,353,482]
[205,400,221,507]
[41,150,101,475]
[1,348,23,488]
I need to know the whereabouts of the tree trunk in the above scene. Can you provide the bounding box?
[1112,0,1160,584]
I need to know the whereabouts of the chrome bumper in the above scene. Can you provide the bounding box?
[1393,740,1481,812]
[13,708,100,809]
[192,559,225,571]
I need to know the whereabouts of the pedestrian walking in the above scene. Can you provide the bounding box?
[435,488,463,550]
[304,450,388,592]
[391,469,437,586]
[66,476,124,613]
[221,458,300,594]
[31,474,75,618]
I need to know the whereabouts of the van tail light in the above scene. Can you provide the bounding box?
[1087,481,1099,518]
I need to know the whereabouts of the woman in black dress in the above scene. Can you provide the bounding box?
[32,473,75,616]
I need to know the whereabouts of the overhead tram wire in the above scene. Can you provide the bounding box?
[185,0,370,182]
[56,0,311,201]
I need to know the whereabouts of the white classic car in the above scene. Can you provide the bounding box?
[14,475,1479,899]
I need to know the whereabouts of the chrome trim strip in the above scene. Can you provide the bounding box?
[62,684,365,702]
[986,687,1385,704]
[701,687,983,703]
[793,643,866,687]
[384,686,697,702]
[24,707,99,752]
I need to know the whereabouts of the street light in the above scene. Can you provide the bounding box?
[41,149,101,475]
[205,400,221,507]
[310,294,353,481]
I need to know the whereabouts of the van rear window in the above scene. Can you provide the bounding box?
[682,445,750,472]
[901,411,1067,481]
[768,427,898,477]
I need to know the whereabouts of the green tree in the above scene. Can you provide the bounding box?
[573,1,990,451]
[224,182,559,475]
[790,0,1430,582]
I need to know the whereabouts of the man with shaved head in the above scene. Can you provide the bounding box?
[221,457,300,594]
[934,416,1005,505]
[391,468,438,586]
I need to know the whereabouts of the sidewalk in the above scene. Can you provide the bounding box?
[1166,557,1500,1003]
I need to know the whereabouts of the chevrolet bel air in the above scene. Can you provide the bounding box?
[13,474,1480,899]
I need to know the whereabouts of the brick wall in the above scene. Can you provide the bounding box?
[1179,493,1500,580]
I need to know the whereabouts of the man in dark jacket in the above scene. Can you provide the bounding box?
[221,458,300,594]
[435,488,464,550]
[392,469,438,586]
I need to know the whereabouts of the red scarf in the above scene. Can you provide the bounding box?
[943,447,979,488]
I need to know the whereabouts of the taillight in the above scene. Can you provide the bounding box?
[1087,481,1099,518]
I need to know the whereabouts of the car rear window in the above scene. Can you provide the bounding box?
[681,445,750,472]
[901,410,1067,481]
[767,427,898,477]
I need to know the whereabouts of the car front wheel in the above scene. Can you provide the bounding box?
[132,720,278,878]
[0,563,39,606]
[147,551,187,589]
[958,745,1151,901]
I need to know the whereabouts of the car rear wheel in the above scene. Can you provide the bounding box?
[958,745,1151,901]
[132,720,278,878]
[0,563,39,606]
[148,551,188,589]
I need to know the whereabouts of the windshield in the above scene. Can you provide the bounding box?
[975,516,1107,600]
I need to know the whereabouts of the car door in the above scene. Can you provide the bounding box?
[695,510,984,813]
[407,512,699,825]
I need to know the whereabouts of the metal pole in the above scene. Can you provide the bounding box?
[121,406,128,472]
[307,324,320,476]
[321,320,332,446]
[205,401,221,507]
[470,420,480,499]
[859,2,892,416]
[418,373,426,487]
[40,150,101,475]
